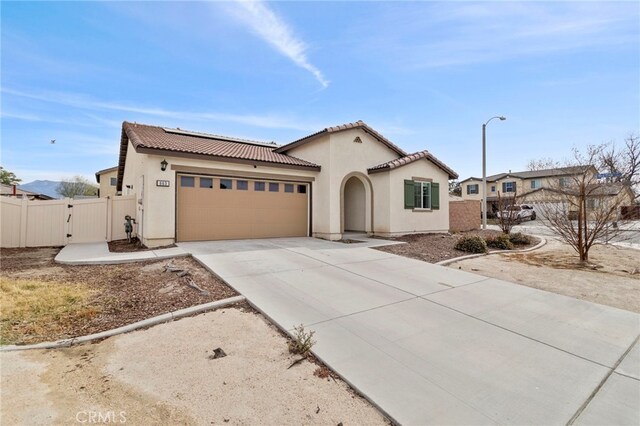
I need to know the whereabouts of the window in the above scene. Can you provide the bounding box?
[467,184,479,195]
[220,179,232,189]
[284,183,294,193]
[254,181,265,191]
[559,177,571,188]
[180,176,195,187]
[237,180,248,190]
[502,181,516,193]
[491,185,496,193]
[404,180,440,210]
[530,179,541,189]
[297,184,307,194]
[200,177,213,188]
[414,182,431,209]
[269,182,279,192]
[110,177,117,186]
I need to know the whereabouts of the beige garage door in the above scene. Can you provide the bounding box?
[176,174,309,241]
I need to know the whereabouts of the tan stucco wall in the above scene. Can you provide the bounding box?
[121,140,147,240]
[286,129,399,239]
[385,159,450,235]
[98,170,118,198]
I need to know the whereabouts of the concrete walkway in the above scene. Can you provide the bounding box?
[179,237,640,425]
[55,242,188,265]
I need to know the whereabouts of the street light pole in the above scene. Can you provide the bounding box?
[482,116,506,229]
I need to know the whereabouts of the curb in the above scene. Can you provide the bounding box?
[436,236,547,266]
[1,295,246,352]
[55,252,190,266]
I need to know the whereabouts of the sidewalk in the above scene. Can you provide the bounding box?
[55,242,188,265]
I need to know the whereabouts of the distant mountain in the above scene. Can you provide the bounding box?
[18,180,62,199]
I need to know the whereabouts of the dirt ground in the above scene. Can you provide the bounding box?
[375,230,540,263]
[107,238,176,253]
[0,248,237,344]
[1,307,387,426]
[449,239,640,313]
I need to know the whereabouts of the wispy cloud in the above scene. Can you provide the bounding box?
[2,88,320,132]
[229,1,329,88]
[361,2,638,69]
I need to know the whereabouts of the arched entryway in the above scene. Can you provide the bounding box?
[341,174,372,233]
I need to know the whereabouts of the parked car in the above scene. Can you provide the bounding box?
[496,204,536,222]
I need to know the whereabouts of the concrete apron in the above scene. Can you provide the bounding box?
[181,237,640,426]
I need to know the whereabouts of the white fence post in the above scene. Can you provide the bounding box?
[106,196,113,242]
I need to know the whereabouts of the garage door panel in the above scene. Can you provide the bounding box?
[177,174,309,241]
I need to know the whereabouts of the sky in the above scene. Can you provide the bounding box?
[1,1,639,184]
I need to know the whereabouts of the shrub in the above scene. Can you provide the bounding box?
[485,234,514,250]
[288,324,316,356]
[509,232,531,245]
[454,235,488,254]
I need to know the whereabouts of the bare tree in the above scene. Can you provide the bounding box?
[495,189,519,234]
[533,145,630,264]
[526,157,560,171]
[599,133,640,194]
[449,180,462,196]
[57,176,98,198]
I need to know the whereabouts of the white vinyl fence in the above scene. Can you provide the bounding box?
[1,195,136,248]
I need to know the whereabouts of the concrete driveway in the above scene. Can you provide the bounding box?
[179,237,640,425]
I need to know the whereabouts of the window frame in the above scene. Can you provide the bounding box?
[200,177,213,189]
[220,179,232,190]
[268,182,279,192]
[467,184,479,195]
[180,176,195,188]
[254,181,265,191]
[236,180,248,191]
[502,181,516,193]
[413,181,432,209]
[109,177,117,186]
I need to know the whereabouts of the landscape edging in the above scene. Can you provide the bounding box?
[0,295,246,352]
[436,235,547,266]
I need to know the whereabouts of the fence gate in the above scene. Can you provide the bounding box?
[67,198,108,243]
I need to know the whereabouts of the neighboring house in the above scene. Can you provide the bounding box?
[0,184,54,200]
[116,120,457,247]
[95,166,118,198]
[460,166,635,217]
[460,166,597,212]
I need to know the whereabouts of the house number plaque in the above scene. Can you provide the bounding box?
[156,180,170,187]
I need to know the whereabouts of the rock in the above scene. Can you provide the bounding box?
[208,347,226,360]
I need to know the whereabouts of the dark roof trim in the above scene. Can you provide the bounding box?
[275,120,408,157]
[95,166,118,183]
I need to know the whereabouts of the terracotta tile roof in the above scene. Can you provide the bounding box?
[121,122,320,169]
[275,120,408,157]
[368,150,458,179]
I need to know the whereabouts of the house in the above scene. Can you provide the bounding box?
[460,166,635,217]
[460,166,597,212]
[0,184,54,200]
[95,166,118,198]
[116,120,457,247]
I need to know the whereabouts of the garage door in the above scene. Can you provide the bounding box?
[176,174,309,241]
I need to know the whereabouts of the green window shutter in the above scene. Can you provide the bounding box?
[431,182,440,210]
[404,180,415,209]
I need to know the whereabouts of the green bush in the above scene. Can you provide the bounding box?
[485,234,514,250]
[509,232,531,245]
[454,235,488,254]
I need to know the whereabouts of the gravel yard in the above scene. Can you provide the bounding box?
[0,248,237,345]
[374,230,540,263]
[449,239,640,313]
[1,307,388,425]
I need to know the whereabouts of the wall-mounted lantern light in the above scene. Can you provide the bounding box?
[160,159,168,171]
